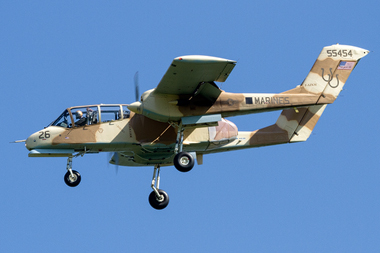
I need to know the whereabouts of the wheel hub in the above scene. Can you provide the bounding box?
[156,194,164,202]
[180,156,190,166]
[69,174,77,182]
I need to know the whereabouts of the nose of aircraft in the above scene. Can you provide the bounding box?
[25,128,55,150]
[25,131,40,150]
[25,126,68,150]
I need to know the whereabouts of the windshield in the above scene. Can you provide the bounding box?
[49,110,72,128]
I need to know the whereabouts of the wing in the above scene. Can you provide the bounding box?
[128,55,237,122]
[154,55,236,96]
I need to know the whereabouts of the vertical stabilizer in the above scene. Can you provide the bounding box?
[210,45,369,153]
[283,44,369,104]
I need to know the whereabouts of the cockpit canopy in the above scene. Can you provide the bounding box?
[49,104,130,128]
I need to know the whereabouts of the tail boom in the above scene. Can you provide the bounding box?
[204,44,369,153]
[205,104,328,154]
[247,104,327,147]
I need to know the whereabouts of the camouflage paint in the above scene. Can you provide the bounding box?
[26,45,369,167]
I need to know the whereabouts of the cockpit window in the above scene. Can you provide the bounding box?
[50,110,72,128]
[122,105,130,119]
[100,105,123,123]
[72,106,99,127]
[49,105,130,128]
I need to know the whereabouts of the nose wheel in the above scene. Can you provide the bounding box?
[64,156,81,187]
[149,165,169,210]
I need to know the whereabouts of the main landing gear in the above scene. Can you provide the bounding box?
[64,156,81,187]
[173,123,195,173]
[147,124,196,209]
[174,152,194,172]
[147,152,194,209]
[149,165,169,210]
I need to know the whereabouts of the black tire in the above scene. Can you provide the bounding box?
[148,189,169,210]
[64,170,81,187]
[173,152,194,172]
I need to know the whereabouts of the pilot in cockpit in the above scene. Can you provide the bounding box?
[75,110,86,126]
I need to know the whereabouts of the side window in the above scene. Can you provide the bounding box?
[100,106,122,123]
[85,106,99,125]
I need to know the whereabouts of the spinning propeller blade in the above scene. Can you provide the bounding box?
[108,152,120,174]
[134,71,139,102]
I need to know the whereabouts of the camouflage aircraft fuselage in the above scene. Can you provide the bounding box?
[25,44,369,167]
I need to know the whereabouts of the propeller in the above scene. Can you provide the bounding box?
[134,71,139,102]
[107,71,138,172]
[107,152,120,174]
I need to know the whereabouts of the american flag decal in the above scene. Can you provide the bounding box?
[337,61,355,70]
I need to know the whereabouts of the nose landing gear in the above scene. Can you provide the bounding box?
[64,156,81,187]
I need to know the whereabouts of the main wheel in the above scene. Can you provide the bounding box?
[64,170,81,187]
[174,152,194,172]
[148,189,169,210]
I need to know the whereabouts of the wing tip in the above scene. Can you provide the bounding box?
[174,55,236,63]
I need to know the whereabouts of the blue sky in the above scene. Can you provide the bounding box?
[1,1,379,252]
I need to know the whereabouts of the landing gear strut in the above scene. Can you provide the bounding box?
[64,156,81,187]
[148,165,169,210]
[173,124,194,172]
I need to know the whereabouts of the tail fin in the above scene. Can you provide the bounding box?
[275,104,327,142]
[283,44,369,104]
[253,45,369,144]
[248,45,368,148]
[279,44,369,142]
